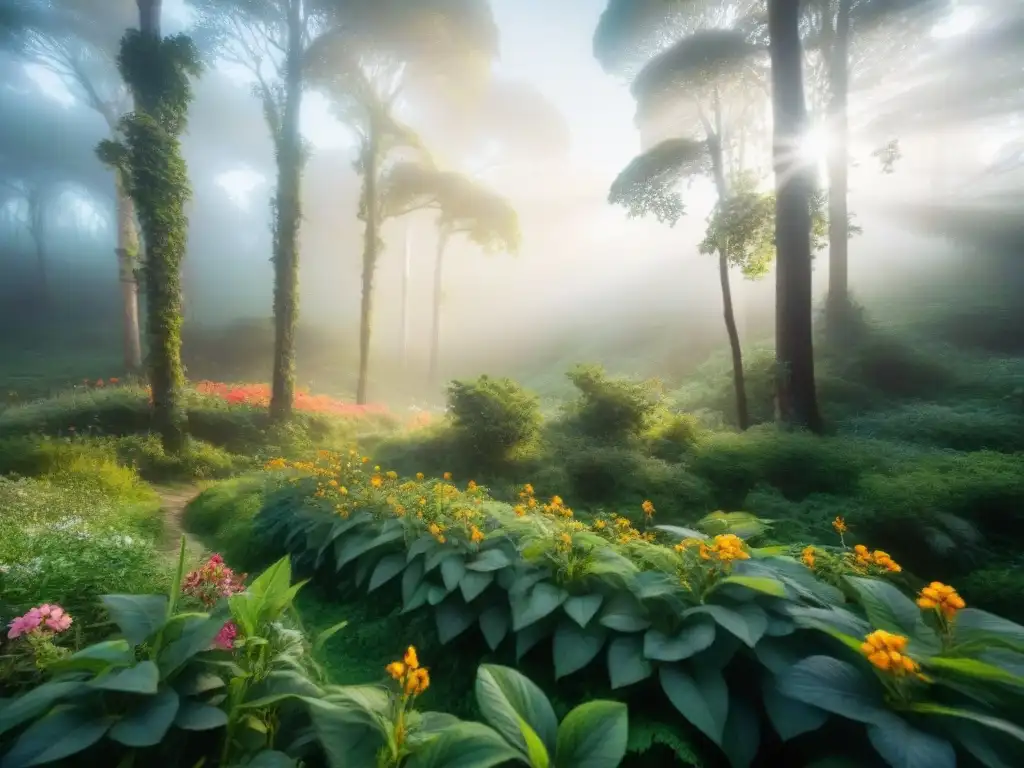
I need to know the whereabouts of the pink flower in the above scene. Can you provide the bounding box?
[7,604,73,639]
[212,621,238,651]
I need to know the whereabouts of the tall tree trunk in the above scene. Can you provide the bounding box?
[707,131,750,430]
[269,0,304,422]
[428,228,449,390]
[769,0,824,433]
[115,170,143,372]
[356,133,379,406]
[825,0,853,336]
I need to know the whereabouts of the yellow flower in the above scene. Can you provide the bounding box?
[860,630,920,677]
[513,505,526,517]
[362,456,369,464]
[917,582,966,619]
[374,465,381,472]
[443,472,452,481]
[404,645,419,669]
[405,667,430,696]
[386,470,398,480]
[710,534,749,562]
[560,532,572,546]
[641,500,655,517]
[328,479,338,487]
[386,661,406,680]
[416,472,424,480]
[339,486,348,495]
[872,550,902,573]
[551,495,564,507]
[470,525,485,543]
[594,520,606,530]
[370,474,383,488]
[467,480,477,491]
[521,484,534,497]
[801,546,816,569]
[833,516,848,534]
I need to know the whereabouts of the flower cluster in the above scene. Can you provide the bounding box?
[801,546,816,568]
[860,630,920,677]
[917,582,966,619]
[832,516,847,534]
[194,380,389,418]
[213,621,239,651]
[182,554,247,607]
[7,604,73,639]
[386,645,430,698]
[852,544,901,573]
[701,533,750,563]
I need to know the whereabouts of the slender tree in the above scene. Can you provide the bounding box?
[1,0,144,371]
[768,0,823,432]
[99,0,202,451]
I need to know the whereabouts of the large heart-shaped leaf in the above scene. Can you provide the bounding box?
[867,715,956,768]
[460,571,494,602]
[778,656,889,726]
[644,621,715,662]
[369,554,407,592]
[100,595,169,646]
[563,595,604,628]
[90,660,159,694]
[476,664,559,758]
[467,549,513,572]
[109,687,180,747]
[685,604,766,647]
[174,701,229,731]
[436,598,477,644]
[1,707,111,767]
[511,583,568,632]
[722,697,759,768]
[846,577,938,651]
[553,620,607,679]
[441,557,468,592]
[761,675,828,741]
[607,636,652,689]
[479,606,511,651]
[0,681,84,736]
[659,665,728,746]
[404,721,524,768]
[555,700,628,768]
[598,595,650,633]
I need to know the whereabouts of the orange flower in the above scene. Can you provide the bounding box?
[917,582,966,619]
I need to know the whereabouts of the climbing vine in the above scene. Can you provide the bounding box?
[97,29,202,453]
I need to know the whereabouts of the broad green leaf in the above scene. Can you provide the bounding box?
[476,664,559,758]
[1,707,110,767]
[159,615,229,676]
[402,558,426,605]
[607,636,652,689]
[408,535,436,561]
[426,547,458,574]
[553,620,607,679]
[910,703,1024,744]
[307,698,387,768]
[712,575,787,598]
[460,571,494,602]
[762,675,828,741]
[927,656,1024,688]
[867,716,956,768]
[0,681,84,736]
[403,581,431,614]
[90,660,160,694]
[845,577,936,648]
[479,605,511,651]
[555,700,628,768]
[516,621,552,660]
[659,666,728,745]
[632,571,680,600]
[511,583,568,632]
[404,720,524,768]
[509,569,551,598]
[953,609,1024,653]
[174,701,229,730]
[428,584,449,606]
[176,671,226,696]
[46,640,133,675]
[787,606,870,638]
[778,656,889,725]
[240,671,323,710]
[563,594,604,628]
[467,549,513,572]
[521,719,552,768]
[441,557,468,592]
[100,594,169,646]
[685,604,766,647]
[109,687,180,747]
[644,621,715,662]
[722,697,759,768]
[598,595,650,633]
[655,524,705,541]
[248,751,298,767]
[335,533,375,570]
[368,554,407,592]
[436,597,477,644]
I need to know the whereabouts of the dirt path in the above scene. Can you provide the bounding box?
[152,484,205,557]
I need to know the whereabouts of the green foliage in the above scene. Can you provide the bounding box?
[643,410,705,462]
[565,365,662,443]
[183,475,275,571]
[114,434,243,482]
[448,375,542,466]
[608,138,709,225]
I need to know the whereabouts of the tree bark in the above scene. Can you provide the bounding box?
[707,131,750,431]
[769,0,824,433]
[356,131,379,406]
[428,228,449,389]
[825,0,853,335]
[115,170,143,372]
[269,0,304,422]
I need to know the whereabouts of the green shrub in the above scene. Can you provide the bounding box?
[182,475,273,571]
[114,434,244,482]
[565,365,663,442]
[447,375,542,465]
[643,410,705,461]
[841,401,1024,453]
[0,387,151,439]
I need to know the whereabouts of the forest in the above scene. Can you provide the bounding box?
[1,0,1023,766]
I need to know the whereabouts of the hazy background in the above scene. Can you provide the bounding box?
[1,0,1020,402]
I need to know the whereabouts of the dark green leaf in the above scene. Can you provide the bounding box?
[460,571,494,602]
[402,558,426,606]
[508,569,550,598]
[308,698,386,768]
[90,660,159,694]
[563,595,604,628]
[174,701,229,731]
[712,576,787,598]
[511,583,568,632]
[722,697,759,768]
[778,656,889,725]
[369,554,407,592]
[476,663,559,757]
[335,533,375,570]
[598,595,650,633]
[553,620,607,679]
[46,640,133,675]
[867,716,956,768]
[436,597,477,644]
[159,615,228,676]
[1,708,110,767]
[404,720,523,768]
[109,687,180,747]
[425,547,458,574]
[248,751,297,767]
[479,605,511,651]
[644,621,715,662]
[408,535,436,561]
[403,581,432,614]
[607,635,652,689]
[555,700,628,768]
[762,676,828,741]
[655,524,705,540]
[927,656,1024,687]
[516,620,552,660]
[241,671,323,710]
[467,549,513,572]
[953,609,1024,653]
[441,556,468,592]
[685,604,766,647]
[0,681,84,736]
[428,584,449,606]
[659,666,728,745]
[910,703,1024,744]
[100,594,169,646]
[846,577,936,649]
[176,671,226,696]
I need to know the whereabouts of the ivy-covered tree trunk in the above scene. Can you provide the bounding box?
[269,0,304,423]
[115,171,143,373]
[428,228,449,389]
[769,0,823,433]
[707,135,750,431]
[356,133,380,406]
[825,0,853,336]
